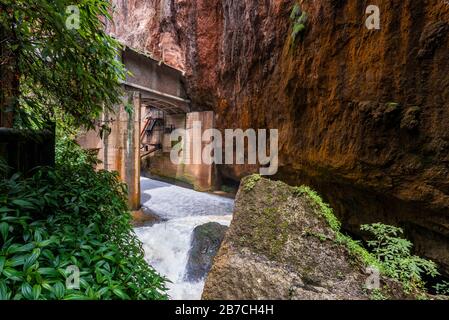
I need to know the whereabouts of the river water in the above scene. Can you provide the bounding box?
[134,177,234,300]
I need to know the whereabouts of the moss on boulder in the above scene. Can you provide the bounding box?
[202,175,408,300]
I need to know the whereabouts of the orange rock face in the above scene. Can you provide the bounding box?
[110,0,449,271]
[107,0,186,70]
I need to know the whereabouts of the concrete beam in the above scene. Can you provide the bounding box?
[122,81,190,114]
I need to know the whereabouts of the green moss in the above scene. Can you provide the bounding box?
[243,174,261,192]
[293,186,341,232]
[252,207,289,257]
[385,102,400,115]
[293,185,382,270]
[304,228,328,242]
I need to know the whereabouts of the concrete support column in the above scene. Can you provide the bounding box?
[184,111,215,191]
[123,91,141,210]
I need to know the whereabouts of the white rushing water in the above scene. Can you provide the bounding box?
[135,177,234,300]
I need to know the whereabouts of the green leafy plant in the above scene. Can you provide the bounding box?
[369,288,388,300]
[243,174,261,192]
[290,3,308,43]
[0,139,168,300]
[361,223,439,292]
[0,0,126,130]
[294,186,381,269]
[434,281,449,296]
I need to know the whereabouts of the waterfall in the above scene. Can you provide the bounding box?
[134,177,234,300]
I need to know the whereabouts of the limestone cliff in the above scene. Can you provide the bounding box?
[109,0,449,271]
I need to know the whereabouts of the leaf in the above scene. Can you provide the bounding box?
[0,222,10,242]
[0,280,9,300]
[290,3,301,20]
[32,285,42,300]
[7,242,35,254]
[112,288,130,300]
[53,282,65,299]
[0,257,5,273]
[24,248,41,269]
[97,286,109,297]
[11,199,35,209]
[3,267,23,281]
[21,282,33,300]
[6,255,26,267]
[38,267,59,277]
[63,294,89,300]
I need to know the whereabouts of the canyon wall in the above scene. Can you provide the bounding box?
[109,0,449,271]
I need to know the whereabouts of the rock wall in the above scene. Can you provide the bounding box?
[109,0,449,271]
[107,0,186,70]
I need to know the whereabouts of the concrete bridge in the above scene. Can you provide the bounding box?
[78,45,215,210]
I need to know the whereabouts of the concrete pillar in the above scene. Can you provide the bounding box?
[184,111,215,191]
[76,91,142,211]
[123,91,141,210]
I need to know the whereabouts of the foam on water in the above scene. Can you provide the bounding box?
[135,177,234,300]
[140,177,234,219]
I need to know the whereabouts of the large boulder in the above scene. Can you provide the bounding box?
[202,175,406,300]
[185,222,228,282]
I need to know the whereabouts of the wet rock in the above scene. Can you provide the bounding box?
[132,207,165,227]
[202,176,408,300]
[185,222,228,282]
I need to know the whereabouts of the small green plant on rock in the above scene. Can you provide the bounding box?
[369,288,388,300]
[294,186,380,269]
[243,174,261,192]
[290,3,308,43]
[434,281,449,296]
[361,223,439,292]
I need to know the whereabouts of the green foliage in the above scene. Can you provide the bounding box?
[0,140,168,300]
[294,186,341,232]
[55,136,99,169]
[294,186,381,269]
[369,288,388,300]
[361,223,439,292]
[290,3,308,43]
[0,0,126,130]
[0,157,10,179]
[295,185,441,296]
[243,174,261,192]
[434,281,449,296]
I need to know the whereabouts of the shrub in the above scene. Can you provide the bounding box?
[0,139,167,300]
[434,281,449,296]
[361,223,439,292]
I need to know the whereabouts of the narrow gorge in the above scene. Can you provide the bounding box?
[109,0,449,277]
[1,0,449,304]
